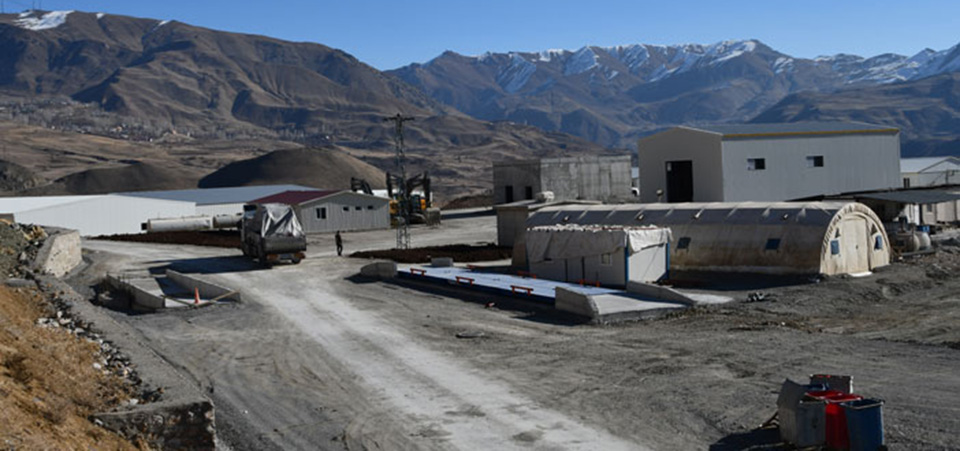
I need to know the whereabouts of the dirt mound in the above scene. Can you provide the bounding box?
[27,161,199,195]
[0,160,45,193]
[351,244,510,263]
[442,192,492,210]
[199,148,386,190]
[94,230,240,248]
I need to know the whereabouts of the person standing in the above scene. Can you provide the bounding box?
[335,230,343,256]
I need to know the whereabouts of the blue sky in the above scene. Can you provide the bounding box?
[16,0,960,70]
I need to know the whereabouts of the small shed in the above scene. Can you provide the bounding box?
[526,225,671,287]
[527,202,890,276]
[251,190,390,234]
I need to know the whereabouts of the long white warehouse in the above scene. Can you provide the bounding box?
[0,195,196,236]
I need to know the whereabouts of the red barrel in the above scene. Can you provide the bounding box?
[807,390,863,450]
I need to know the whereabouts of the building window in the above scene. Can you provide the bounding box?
[525,186,534,200]
[903,178,911,188]
[367,205,374,210]
[806,156,824,167]
[677,237,691,250]
[925,204,934,213]
[765,238,781,251]
[317,207,327,219]
[342,206,349,212]
[355,206,362,211]
[747,158,766,171]
[600,253,612,265]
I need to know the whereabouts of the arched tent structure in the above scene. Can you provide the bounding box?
[526,202,890,276]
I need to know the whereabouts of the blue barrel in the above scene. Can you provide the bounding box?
[843,398,884,451]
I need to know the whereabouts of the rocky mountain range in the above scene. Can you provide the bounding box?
[391,40,960,151]
[0,9,958,200]
[0,10,609,199]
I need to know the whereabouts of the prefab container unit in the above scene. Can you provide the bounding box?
[527,202,890,276]
[525,225,672,287]
[0,195,196,236]
[252,190,390,234]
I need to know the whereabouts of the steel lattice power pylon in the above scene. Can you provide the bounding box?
[384,113,415,249]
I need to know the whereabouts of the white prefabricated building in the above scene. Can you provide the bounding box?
[637,122,901,203]
[252,190,390,234]
[525,225,672,287]
[526,202,890,276]
[0,195,197,236]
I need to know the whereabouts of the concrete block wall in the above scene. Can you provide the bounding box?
[166,270,241,303]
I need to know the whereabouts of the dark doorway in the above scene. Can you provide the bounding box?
[505,186,514,203]
[525,186,534,200]
[666,160,694,203]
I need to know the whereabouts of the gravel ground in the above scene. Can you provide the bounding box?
[75,217,960,450]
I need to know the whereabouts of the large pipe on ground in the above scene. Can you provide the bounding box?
[141,214,242,233]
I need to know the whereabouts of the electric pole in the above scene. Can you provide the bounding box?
[384,113,415,249]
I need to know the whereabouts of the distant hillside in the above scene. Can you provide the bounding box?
[199,148,386,190]
[0,10,609,198]
[753,72,960,157]
[23,161,198,195]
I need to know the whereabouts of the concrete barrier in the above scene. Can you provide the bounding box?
[555,287,600,320]
[430,257,454,267]
[33,229,82,277]
[360,261,398,279]
[106,274,165,310]
[626,281,697,306]
[166,270,241,303]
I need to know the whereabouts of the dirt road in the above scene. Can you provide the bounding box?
[78,217,960,450]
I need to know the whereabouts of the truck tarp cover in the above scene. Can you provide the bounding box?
[526,225,671,263]
[261,204,304,237]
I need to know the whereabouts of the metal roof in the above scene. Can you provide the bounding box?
[900,157,960,174]
[684,122,898,139]
[121,185,315,205]
[251,190,340,205]
[855,189,960,205]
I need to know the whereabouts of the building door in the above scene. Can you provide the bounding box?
[838,218,869,274]
[665,160,694,202]
[505,186,514,203]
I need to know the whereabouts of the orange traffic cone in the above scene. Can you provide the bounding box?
[194,287,200,305]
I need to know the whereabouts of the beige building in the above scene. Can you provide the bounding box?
[526,202,890,276]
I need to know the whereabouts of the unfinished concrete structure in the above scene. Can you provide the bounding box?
[493,155,633,205]
[252,190,390,233]
[638,122,901,203]
[527,202,890,276]
[525,225,672,287]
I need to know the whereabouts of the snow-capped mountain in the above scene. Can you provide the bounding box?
[390,39,960,149]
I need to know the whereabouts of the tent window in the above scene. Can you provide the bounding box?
[677,237,691,250]
[875,235,884,250]
[317,207,327,219]
[600,253,612,265]
[806,155,824,167]
[765,238,781,251]
[870,224,878,235]
[830,240,840,256]
[835,229,841,238]
[747,158,766,171]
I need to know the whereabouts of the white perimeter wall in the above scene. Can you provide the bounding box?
[14,195,196,236]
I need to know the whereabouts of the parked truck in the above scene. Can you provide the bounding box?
[241,203,307,266]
